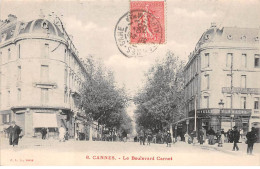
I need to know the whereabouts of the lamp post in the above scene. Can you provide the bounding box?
[218,99,224,131]
[230,114,234,129]
[186,119,189,134]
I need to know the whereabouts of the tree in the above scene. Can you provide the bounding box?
[80,56,132,139]
[134,51,185,135]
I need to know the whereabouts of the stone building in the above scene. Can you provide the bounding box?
[183,23,260,135]
[0,14,89,138]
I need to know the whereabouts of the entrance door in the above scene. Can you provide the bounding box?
[15,113,25,133]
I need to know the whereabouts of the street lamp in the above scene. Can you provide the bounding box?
[186,119,189,134]
[218,99,224,130]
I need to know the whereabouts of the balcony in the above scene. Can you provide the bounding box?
[222,87,260,95]
[33,82,57,89]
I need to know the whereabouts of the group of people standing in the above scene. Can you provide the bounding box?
[185,126,258,155]
[138,129,172,147]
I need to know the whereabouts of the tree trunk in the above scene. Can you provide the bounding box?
[170,123,174,143]
[89,120,93,141]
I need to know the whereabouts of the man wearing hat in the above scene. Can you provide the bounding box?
[7,121,22,147]
[232,126,240,151]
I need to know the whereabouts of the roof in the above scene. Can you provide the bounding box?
[195,26,260,50]
[185,26,260,69]
[0,18,64,43]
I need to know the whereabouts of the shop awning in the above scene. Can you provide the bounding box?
[33,113,58,128]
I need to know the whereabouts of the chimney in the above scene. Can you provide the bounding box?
[7,14,17,22]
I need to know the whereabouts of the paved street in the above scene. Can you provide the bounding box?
[1,137,259,165]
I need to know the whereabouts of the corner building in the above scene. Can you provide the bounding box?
[0,14,88,138]
[184,24,260,136]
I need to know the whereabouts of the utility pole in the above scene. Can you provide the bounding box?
[194,94,197,137]
[192,94,198,145]
[230,54,234,129]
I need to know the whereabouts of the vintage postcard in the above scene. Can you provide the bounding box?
[0,0,260,166]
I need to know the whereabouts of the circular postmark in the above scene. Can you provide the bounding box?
[114,10,162,57]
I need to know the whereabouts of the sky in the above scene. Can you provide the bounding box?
[1,0,260,119]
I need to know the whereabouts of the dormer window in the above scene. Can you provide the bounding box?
[1,33,7,41]
[41,20,49,30]
[20,23,26,30]
[204,34,210,40]
[10,30,14,36]
[227,35,232,40]
[241,35,246,41]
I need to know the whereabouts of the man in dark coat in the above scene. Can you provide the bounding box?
[8,121,22,147]
[246,127,258,155]
[198,129,204,145]
[207,127,215,145]
[232,126,240,151]
[41,128,47,140]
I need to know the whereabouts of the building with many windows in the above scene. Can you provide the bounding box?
[0,14,89,138]
[183,23,260,136]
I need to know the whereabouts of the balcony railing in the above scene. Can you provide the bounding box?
[222,87,260,95]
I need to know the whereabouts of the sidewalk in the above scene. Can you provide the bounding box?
[0,137,61,150]
[193,142,260,156]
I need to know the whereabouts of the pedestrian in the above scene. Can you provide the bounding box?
[65,128,69,141]
[184,132,189,143]
[239,129,244,142]
[7,121,22,147]
[190,130,196,144]
[166,130,172,147]
[59,125,66,142]
[41,127,47,140]
[227,129,231,143]
[122,131,127,142]
[207,127,215,145]
[246,127,258,155]
[216,129,221,147]
[230,129,234,143]
[147,129,152,146]
[198,129,204,145]
[232,126,240,151]
[139,130,145,145]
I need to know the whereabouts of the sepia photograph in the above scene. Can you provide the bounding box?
[0,0,259,166]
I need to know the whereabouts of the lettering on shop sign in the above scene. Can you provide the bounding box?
[197,109,251,115]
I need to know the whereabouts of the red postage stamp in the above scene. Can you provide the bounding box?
[130,0,165,44]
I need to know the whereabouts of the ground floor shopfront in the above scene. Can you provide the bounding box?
[173,108,260,142]
[177,108,260,142]
[187,108,251,134]
[0,107,75,139]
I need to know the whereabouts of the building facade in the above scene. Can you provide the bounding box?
[0,14,89,138]
[184,24,260,136]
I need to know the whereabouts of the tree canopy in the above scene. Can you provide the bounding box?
[80,56,132,134]
[134,51,185,133]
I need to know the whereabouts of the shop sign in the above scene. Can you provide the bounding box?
[197,109,251,115]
